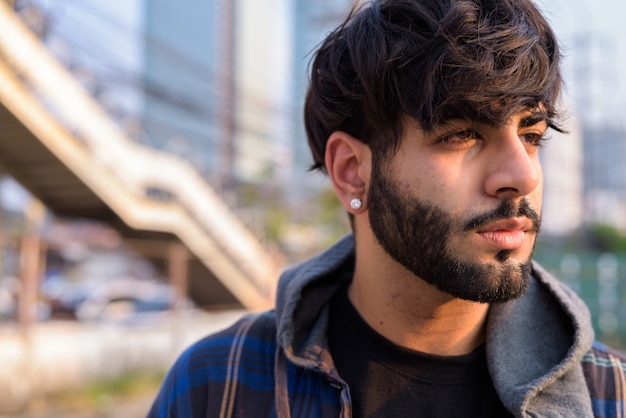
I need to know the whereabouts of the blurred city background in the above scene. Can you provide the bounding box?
[0,0,625,416]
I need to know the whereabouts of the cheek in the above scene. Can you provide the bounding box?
[400,171,470,208]
[397,179,415,190]
[393,154,477,207]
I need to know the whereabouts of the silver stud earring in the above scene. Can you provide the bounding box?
[350,198,362,210]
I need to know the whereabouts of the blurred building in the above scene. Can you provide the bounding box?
[141,0,358,197]
[582,128,626,230]
[288,0,356,198]
[541,111,584,235]
[234,0,294,187]
[541,113,626,234]
[141,0,227,185]
[21,0,626,238]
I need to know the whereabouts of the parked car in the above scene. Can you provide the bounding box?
[45,278,191,324]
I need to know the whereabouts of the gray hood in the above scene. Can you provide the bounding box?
[275,235,595,417]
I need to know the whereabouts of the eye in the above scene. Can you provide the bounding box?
[520,131,548,147]
[437,129,479,145]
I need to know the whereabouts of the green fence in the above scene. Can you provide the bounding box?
[534,251,626,350]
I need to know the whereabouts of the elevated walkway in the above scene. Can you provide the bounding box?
[0,1,281,311]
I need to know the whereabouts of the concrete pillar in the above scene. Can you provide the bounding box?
[17,232,40,325]
[168,242,188,311]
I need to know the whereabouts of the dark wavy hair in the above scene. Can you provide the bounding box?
[305,0,564,172]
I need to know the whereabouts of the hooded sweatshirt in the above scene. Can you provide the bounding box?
[148,235,626,418]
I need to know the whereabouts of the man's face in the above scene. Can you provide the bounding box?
[367,110,547,303]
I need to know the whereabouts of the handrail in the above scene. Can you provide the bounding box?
[0,2,281,309]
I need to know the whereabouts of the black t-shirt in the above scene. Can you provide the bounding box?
[327,284,514,418]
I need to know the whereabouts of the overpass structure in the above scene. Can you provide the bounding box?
[0,2,281,311]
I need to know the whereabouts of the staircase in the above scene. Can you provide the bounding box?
[0,1,281,311]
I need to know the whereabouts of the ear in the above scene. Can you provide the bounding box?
[325,131,371,213]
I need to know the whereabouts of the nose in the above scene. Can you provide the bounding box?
[483,132,541,199]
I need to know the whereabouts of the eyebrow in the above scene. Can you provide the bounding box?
[519,111,549,128]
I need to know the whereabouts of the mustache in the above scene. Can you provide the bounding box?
[462,198,541,233]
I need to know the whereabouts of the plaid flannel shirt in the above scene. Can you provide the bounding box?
[148,311,626,418]
[148,236,626,417]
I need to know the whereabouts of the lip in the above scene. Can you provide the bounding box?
[475,218,534,250]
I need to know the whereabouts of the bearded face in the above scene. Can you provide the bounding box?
[367,160,540,303]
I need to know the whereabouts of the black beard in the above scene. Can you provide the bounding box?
[367,163,540,303]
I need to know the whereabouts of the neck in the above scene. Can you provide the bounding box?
[350,241,489,356]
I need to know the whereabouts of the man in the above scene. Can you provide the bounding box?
[148,0,626,416]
